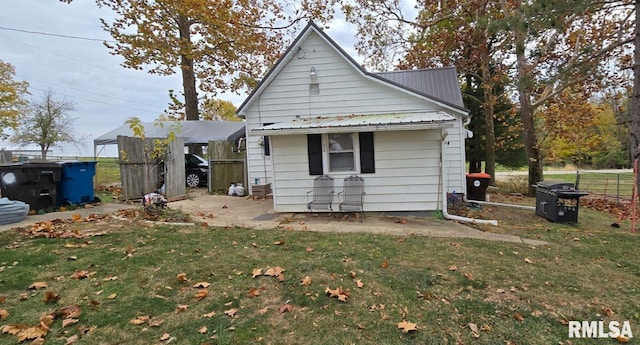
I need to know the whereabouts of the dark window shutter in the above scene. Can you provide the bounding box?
[263,136,270,156]
[307,134,323,175]
[262,123,273,156]
[359,132,375,173]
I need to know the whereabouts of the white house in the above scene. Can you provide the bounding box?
[237,22,470,213]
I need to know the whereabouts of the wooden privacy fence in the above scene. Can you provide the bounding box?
[117,135,186,201]
[208,140,246,193]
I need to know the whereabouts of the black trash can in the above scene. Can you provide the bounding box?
[534,181,588,223]
[466,173,491,201]
[0,162,62,212]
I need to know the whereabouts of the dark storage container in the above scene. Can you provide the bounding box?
[534,181,588,223]
[57,161,97,206]
[466,173,491,201]
[0,162,62,211]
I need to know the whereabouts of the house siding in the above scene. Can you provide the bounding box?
[243,28,467,211]
[270,130,457,212]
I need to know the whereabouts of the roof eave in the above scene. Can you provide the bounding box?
[249,121,455,136]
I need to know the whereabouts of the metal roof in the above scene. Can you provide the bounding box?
[250,112,456,136]
[374,68,464,108]
[94,121,245,146]
[237,22,469,117]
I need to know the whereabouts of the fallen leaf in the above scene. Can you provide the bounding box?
[273,240,285,245]
[513,312,525,321]
[70,270,89,280]
[397,320,418,333]
[524,258,535,264]
[0,309,8,319]
[30,337,45,345]
[380,259,389,268]
[355,279,364,288]
[176,273,188,282]
[305,247,314,252]
[198,326,207,334]
[0,296,5,303]
[616,335,631,343]
[1,324,27,335]
[58,305,81,318]
[160,333,170,341]
[194,289,208,300]
[279,304,293,313]
[224,308,238,318]
[193,282,210,288]
[62,318,79,328]
[257,307,269,315]
[248,287,264,298]
[468,322,480,338]
[300,276,312,286]
[44,291,60,303]
[28,282,48,290]
[203,311,216,318]
[103,275,118,281]
[107,293,117,299]
[448,265,457,271]
[601,307,615,317]
[65,334,78,344]
[149,318,164,327]
[175,304,189,313]
[251,268,263,277]
[129,316,149,325]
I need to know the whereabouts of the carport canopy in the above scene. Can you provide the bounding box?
[94,120,245,156]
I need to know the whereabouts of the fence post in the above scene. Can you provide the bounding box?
[617,173,621,204]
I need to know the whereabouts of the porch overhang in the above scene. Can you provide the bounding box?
[250,112,456,136]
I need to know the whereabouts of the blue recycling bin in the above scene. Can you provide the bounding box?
[57,161,97,206]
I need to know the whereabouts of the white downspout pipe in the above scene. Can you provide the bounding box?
[462,196,536,211]
[440,128,498,226]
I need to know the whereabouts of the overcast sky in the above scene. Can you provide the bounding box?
[0,1,361,157]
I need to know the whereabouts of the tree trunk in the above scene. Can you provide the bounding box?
[177,14,201,155]
[480,59,496,185]
[513,10,543,195]
[633,0,640,160]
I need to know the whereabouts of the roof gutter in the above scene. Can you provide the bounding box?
[251,121,455,136]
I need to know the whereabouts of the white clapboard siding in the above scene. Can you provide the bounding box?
[269,130,452,212]
[243,27,467,211]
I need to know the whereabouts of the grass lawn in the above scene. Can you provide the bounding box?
[0,196,638,344]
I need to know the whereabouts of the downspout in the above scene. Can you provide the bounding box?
[440,128,498,226]
[462,196,535,211]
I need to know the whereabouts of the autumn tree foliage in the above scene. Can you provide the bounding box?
[343,0,634,193]
[540,90,629,168]
[67,0,335,124]
[504,0,633,193]
[343,0,512,184]
[0,60,29,139]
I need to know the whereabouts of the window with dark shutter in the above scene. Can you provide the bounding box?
[307,134,323,175]
[263,123,273,156]
[359,132,375,173]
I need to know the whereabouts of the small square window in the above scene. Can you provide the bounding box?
[309,83,320,95]
[328,133,354,172]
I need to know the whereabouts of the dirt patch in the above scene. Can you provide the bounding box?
[167,190,547,245]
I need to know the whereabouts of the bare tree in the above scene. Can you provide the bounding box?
[11,90,80,159]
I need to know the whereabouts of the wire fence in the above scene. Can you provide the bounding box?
[576,171,635,204]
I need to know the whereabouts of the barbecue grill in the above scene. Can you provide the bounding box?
[534,181,588,223]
